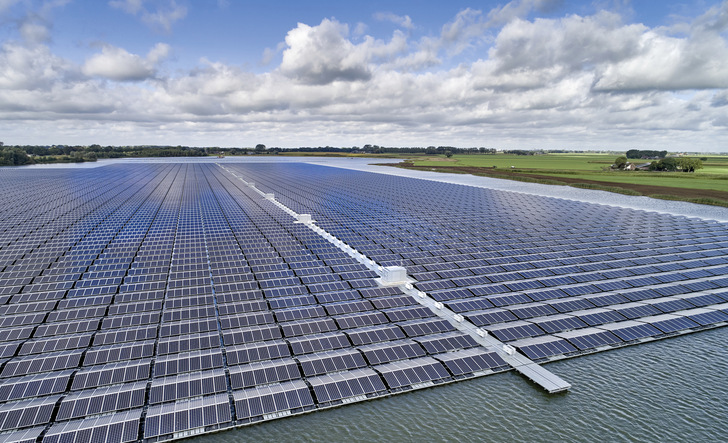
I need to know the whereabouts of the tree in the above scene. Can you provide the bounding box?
[649,157,678,171]
[254,144,266,154]
[0,147,32,166]
[614,156,628,169]
[445,151,453,158]
[626,149,667,159]
[677,157,703,172]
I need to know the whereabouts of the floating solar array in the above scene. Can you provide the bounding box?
[0,163,511,443]
[0,162,726,442]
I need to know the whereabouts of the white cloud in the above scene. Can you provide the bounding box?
[279,19,372,85]
[82,43,169,81]
[19,21,51,44]
[146,42,170,64]
[279,18,411,85]
[0,42,74,90]
[109,0,187,32]
[374,12,414,30]
[487,0,562,27]
[440,8,490,55]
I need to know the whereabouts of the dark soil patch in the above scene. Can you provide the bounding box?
[380,162,728,206]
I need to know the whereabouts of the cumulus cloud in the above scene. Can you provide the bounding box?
[592,7,728,91]
[109,0,187,32]
[472,9,728,93]
[0,42,75,90]
[82,43,169,81]
[280,18,411,84]
[280,19,373,85]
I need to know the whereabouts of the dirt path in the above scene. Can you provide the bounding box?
[384,163,728,204]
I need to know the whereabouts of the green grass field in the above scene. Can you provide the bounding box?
[404,153,728,192]
[408,153,616,170]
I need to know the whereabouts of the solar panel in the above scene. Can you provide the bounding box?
[510,336,578,360]
[229,359,302,388]
[678,307,728,326]
[309,368,388,404]
[72,360,152,390]
[149,369,228,403]
[434,348,509,375]
[555,327,623,350]
[57,382,146,420]
[357,339,426,365]
[465,308,518,326]
[233,380,314,423]
[374,357,450,390]
[345,325,405,346]
[0,395,60,432]
[0,426,44,443]
[297,349,367,376]
[599,321,663,341]
[144,394,231,439]
[530,314,589,333]
[45,409,142,443]
[0,370,74,402]
[640,314,700,334]
[610,302,662,319]
[288,332,352,354]
[486,321,546,342]
[1,349,83,377]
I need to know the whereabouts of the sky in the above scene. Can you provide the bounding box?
[1,0,727,151]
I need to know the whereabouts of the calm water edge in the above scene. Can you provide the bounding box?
[191,327,727,443]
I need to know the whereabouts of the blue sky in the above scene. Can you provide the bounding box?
[1,0,727,151]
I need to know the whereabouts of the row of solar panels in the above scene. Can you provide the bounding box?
[4,281,726,372]
[0,300,486,386]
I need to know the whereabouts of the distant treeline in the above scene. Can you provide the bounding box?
[0,144,207,166]
[0,144,507,166]
[626,149,668,159]
[277,145,499,155]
